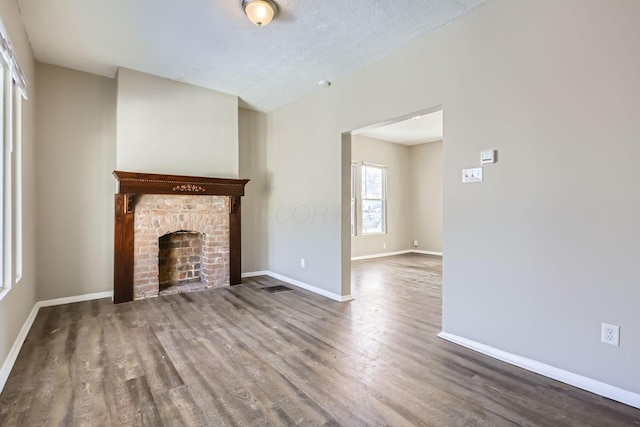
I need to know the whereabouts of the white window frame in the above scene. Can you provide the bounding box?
[361,162,387,235]
[0,18,27,300]
[14,92,21,282]
[0,63,5,293]
[351,161,357,236]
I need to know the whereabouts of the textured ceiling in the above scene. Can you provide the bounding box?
[17,0,487,112]
[355,110,443,145]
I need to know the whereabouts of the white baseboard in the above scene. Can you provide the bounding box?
[38,291,113,308]
[351,250,412,260]
[438,332,640,410]
[241,271,270,278]
[351,250,442,260]
[0,291,113,394]
[242,271,353,303]
[411,250,443,256]
[267,272,354,302]
[0,303,39,393]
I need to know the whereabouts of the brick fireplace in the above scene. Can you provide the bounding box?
[133,194,229,299]
[113,171,249,304]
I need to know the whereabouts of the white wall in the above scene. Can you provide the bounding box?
[238,108,269,272]
[116,68,239,178]
[266,0,640,395]
[36,64,116,300]
[0,0,37,381]
[351,135,412,257]
[409,141,442,253]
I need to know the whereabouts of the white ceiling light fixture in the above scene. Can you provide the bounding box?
[242,0,278,27]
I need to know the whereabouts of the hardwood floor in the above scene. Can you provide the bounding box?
[1,254,638,426]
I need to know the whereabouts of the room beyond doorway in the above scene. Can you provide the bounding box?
[348,108,444,261]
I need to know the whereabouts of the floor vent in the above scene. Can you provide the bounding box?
[261,285,292,293]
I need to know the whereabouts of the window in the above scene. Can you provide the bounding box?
[361,163,386,234]
[0,19,27,298]
[14,93,21,281]
[351,161,357,236]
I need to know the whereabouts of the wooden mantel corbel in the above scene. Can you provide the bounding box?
[113,171,250,304]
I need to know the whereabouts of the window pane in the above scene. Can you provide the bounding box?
[362,166,382,199]
[14,89,21,281]
[351,162,357,236]
[350,199,356,236]
[351,163,357,198]
[362,200,383,234]
[0,64,4,287]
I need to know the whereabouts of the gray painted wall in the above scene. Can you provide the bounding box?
[35,64,117,301]
[266,0,640,394]
[409,141,442,253]
[116,68,239,178]
[239,108,269,272]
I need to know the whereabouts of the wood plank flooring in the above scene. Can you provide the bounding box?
[1,254,639,426]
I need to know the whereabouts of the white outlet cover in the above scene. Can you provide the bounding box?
[601,323,620,346]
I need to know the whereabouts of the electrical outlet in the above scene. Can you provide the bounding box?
[601,323,620,346]
[413,240,418,247]
[300,258,305,268]
[383,243,387,249]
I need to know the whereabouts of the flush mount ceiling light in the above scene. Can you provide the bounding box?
[242,0,278,27]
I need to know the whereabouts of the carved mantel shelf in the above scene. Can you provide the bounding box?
[113,171,250,304]
[113,171,249,196]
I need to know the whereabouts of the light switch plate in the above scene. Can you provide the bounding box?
[462,167,483,183]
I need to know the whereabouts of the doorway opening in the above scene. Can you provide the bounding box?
[341,106,444,297]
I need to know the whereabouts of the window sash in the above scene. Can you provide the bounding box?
[0,47,23,297]
[14,93,21,282]
[361,163,387,235]
[350,161,357,236]
[0,63,4,287]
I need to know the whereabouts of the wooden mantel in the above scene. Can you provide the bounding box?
[113,171,250,304]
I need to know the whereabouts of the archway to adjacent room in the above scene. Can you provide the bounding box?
[340,106,444,299]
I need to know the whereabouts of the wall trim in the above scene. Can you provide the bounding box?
[243,271,354,302]
[241,271,270,278]
[38,291,113,308]
[0,303,39,393]
[351,250,412,260]
[351,249,442,260]
[411,250,443,256]
[0,291,113,394]
[267,272,354,302]
[438,332,640,410]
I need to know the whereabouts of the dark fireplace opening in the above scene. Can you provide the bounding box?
[158,231,207,295]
